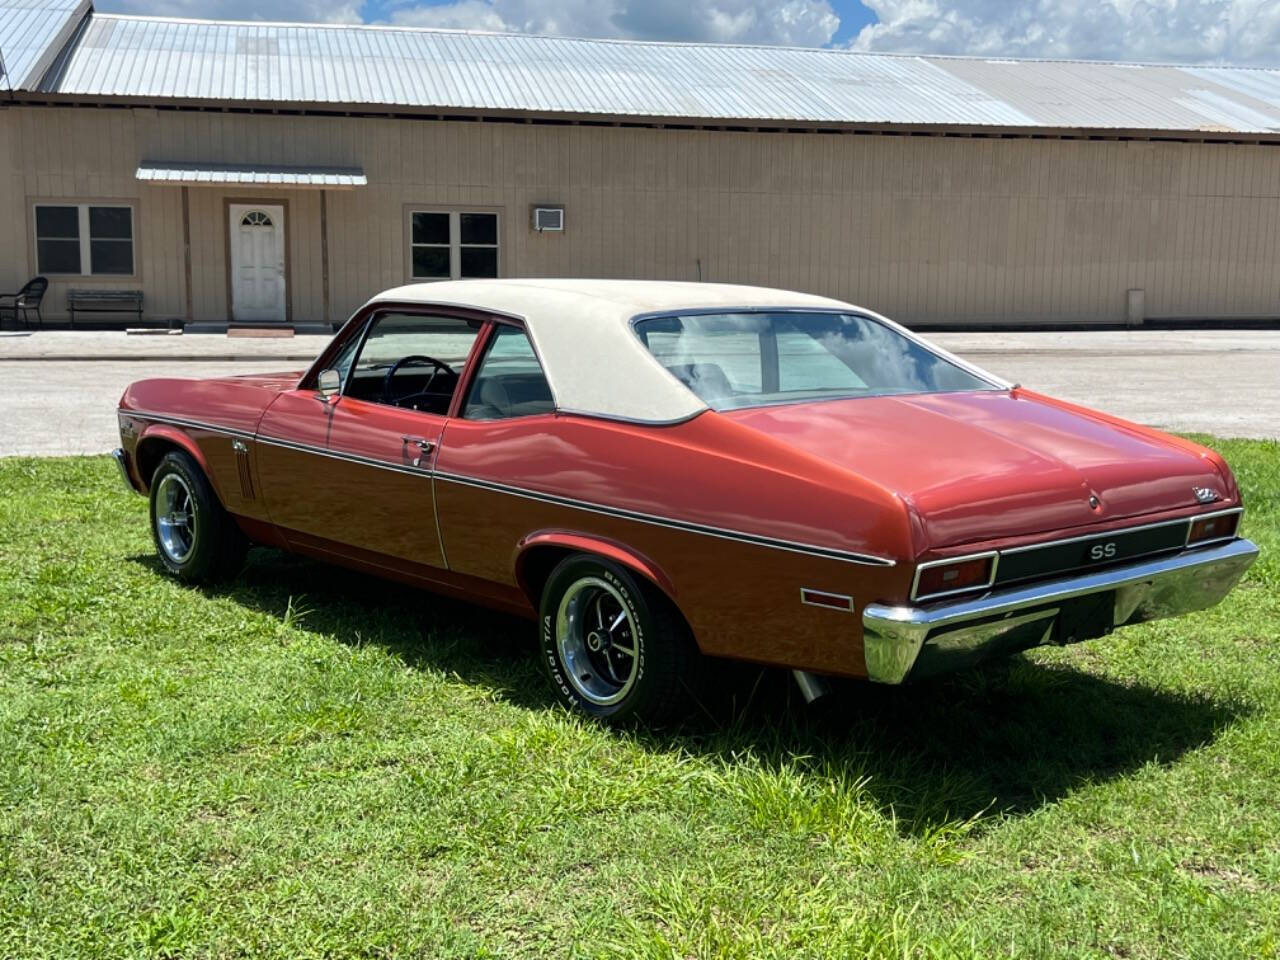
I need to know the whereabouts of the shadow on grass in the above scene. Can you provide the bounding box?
[130,547,1247,832]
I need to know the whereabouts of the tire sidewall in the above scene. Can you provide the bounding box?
[540,557,653,720]
[148,451,210,580]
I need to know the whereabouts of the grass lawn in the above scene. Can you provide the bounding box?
[1,438,1278,959]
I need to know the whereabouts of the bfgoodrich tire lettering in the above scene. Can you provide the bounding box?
[148,450,247,584]
[539,554,698,724]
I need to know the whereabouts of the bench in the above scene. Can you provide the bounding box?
[67,289,143,326]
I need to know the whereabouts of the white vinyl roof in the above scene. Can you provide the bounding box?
[367,279,856,423]
[136,162,367,189]
[19,8,1280,136]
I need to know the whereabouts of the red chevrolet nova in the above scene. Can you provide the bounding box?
[114,280,1258,722]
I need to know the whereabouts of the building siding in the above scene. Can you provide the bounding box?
[1,104,1278,327]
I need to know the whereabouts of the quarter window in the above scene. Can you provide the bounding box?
[409,211,499,280]
[34,203,135,276]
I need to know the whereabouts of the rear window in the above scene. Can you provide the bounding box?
[635,311,993,411]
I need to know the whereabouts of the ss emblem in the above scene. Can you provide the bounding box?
[1089,542,1117,561]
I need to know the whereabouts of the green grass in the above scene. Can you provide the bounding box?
[1,438,1278,958]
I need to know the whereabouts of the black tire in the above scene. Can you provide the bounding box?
[539,554,699,724]
[148,450,247,584]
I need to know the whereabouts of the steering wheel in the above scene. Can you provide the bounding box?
[382,355,454,407]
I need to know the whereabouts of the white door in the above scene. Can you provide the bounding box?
[229,203,286,323]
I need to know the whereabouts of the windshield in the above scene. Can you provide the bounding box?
[634,311,995,411]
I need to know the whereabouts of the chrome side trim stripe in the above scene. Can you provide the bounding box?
[433,471,895,567]
[120,409,257,441]
[122,407,896,568]
[255,433,429,478]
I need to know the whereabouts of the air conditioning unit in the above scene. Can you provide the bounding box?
[532,206,564,232]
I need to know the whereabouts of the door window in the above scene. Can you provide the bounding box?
[345,312,482,416]
[462,324,555,420]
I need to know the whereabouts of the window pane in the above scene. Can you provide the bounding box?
[459,213,497,245]
[463,325,554,420]
[355,314,481,372]
[37,238,81,274]
[36,205,79,239]
[89,206,132,239]
[90,239,134,275]
[776,324,866,392]
[636,312,991,411]
[460,246,498,278]
[412,246,451,279]
[347,312,482,413]
[411,212,449,245]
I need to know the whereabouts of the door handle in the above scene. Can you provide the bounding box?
[401,435,435,467]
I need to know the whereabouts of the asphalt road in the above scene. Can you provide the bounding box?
[1,330,1276,457]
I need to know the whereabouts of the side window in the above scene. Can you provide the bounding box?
[345,312,482,416]
[462,325,555,420]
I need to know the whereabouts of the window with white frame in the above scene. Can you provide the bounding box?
[34,204,135,276]
[409,211,499,280]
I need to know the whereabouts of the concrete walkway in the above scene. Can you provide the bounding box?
[1,328,1277,457]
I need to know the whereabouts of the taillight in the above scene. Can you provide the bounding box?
[1187,510,1240,546]
[913,553,996,600]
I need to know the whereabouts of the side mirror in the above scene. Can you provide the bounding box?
[316,368,341,402]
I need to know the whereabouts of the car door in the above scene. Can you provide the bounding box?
[256,309,484,572]
[432,321,561,584]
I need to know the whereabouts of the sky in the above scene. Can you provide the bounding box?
[91,0,1280,67]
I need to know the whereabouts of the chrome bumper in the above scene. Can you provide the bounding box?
[863,538,1259,684]
[111,448,142,494]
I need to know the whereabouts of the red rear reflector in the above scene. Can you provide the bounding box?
[1188,512,1239,545]
[800,588,855,612]
[915,555,994,599]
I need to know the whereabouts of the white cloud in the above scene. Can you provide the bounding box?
[386,0,840,47]
[850,0,1280,67]
[97,0,364,23]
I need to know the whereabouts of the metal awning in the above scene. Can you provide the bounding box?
[136,162,367,189]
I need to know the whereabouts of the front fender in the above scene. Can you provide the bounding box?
[133,424,215,494]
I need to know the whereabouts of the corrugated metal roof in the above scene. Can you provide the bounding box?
[136,162,367,188]
[30,9,1280,136]
[0,0,85,89]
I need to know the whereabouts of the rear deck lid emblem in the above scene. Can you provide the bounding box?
[1193,486,1220,504]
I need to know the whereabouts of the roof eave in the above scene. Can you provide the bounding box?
[10,91,1280,145]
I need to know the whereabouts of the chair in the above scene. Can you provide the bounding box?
[0,277,48,329]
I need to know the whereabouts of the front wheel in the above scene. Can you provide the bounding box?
[149,450,247,583]
[539,555,699,724]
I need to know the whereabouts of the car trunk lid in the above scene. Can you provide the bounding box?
[721,390,1226,550]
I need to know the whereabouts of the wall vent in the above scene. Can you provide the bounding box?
[531,206,564,232]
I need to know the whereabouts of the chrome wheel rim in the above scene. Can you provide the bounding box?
[155,473,196,564]
[555,576,639,706]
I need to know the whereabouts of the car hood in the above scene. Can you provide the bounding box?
[221,370,307,391]
[721,390,1229,549]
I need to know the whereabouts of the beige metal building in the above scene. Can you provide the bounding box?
[3,0,1280,329]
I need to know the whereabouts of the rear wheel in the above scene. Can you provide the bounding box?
[539,555,698,724]
[149,450,247,583]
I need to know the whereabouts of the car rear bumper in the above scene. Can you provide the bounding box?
[862,537,1259,684]
[112,448,143,495]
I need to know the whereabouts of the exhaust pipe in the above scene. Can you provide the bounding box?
[791,669,831,704]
